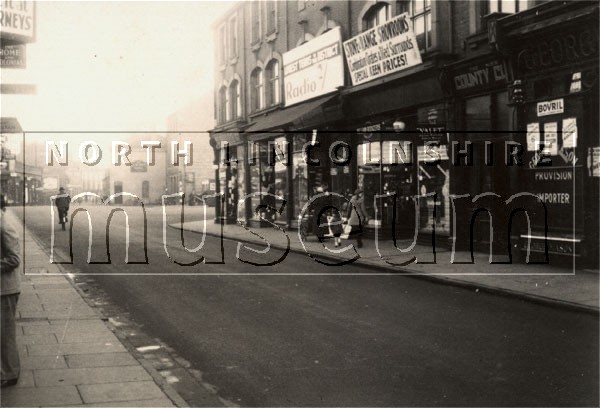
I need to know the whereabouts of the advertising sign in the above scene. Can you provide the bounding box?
[283,26,344,107]
[0,43,26,68]
[343,13,422,86]
[0,1,35,41]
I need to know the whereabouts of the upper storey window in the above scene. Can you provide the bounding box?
[364,2,391,30]
[410,0,432,51]
[265,60,281,107]
[229,16,238,59]
[251,1,262,43]
[251,68,265,112]
[489,0,529,14]
[266,1,277,35]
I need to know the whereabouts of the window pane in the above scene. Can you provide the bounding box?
[426,12,431,49]
[414,15,424,35]
[503,1,516,14]
[413,0,424,14]
[489,0,499,13]
[518,0,529,12]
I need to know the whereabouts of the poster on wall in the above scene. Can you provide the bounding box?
[544,122,558,156]
[283,26,344,107]
[526,122,540,152]
[590,147,600,177]
[562,117,578,148]
[343,13,422,86]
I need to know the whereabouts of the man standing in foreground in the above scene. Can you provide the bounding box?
[1,194,21,387]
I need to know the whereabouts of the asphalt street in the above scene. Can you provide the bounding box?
[19,204,599,406]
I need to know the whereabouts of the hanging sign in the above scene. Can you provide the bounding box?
[343,13,422,86]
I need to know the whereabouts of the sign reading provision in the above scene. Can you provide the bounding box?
[343,13,422,86]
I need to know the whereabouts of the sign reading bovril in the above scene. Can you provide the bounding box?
[343,13,422,86]
[0,0,35,42]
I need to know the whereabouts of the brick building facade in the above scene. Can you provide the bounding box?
[209,0,599,267]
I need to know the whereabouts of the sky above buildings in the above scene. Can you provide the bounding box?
[2,1,234,136]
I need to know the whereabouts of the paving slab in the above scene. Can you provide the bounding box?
[65,352,139,368]
[34,365,152,387]
[20,354,68,370]
[17,332,58,345]
[27,341,127,356]
[78,381,167,404]
[0,385,82,407]
[62,397,176,407]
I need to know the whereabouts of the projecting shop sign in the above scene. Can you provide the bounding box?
[0,1,35,41]
[283,26,344,107]
[343,13,422,86]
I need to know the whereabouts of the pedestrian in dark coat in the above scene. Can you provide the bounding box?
[347,189,368,248]
[1,194,21,387]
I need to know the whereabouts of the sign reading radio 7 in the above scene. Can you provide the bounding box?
[0,1,35,42]
[343,13,422,86]
[283,26,344,107]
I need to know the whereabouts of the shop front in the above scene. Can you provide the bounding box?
[341,70,448,241]
[445,55,515,255]
[497,1,599,266]
[209,132,245,224]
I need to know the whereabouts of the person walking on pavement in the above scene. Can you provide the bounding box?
[1,194,22,388]
[55,187,71,231]
[347,189,368,248]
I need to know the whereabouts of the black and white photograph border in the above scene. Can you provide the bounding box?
[0,1,598,407]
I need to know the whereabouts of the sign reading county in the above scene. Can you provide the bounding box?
[0,1,35,41]
[283,26,344,107]
[343,13,422,86]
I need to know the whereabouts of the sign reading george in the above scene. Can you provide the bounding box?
[0,0,35,41]
[0,43,25,68]
[283,26,344,107]
[343,13,422,86]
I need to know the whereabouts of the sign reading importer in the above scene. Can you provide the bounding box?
[343,13,422,86]
[283,26,344,107]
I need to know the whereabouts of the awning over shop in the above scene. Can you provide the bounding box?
[244,93,341,140]
[343,75,444,120]
[209,131,245,146]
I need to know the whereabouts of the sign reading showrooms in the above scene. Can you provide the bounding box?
[0,0,35,41]
[343,13,422,86]
[283,26,344,107]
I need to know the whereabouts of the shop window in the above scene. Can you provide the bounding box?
[488,0,529,14]
[251,68,265,112]
[265,59,281,107]
[363,2,391,30]
[251,1,261,44]
[230,80,241,119]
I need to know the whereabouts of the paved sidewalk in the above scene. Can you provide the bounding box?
[1,212,186,407]
[173,218,599,313]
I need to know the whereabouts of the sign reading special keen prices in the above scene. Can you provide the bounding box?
[283,26,344,107]
[0,1,35,41]
[343,13,422,86]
